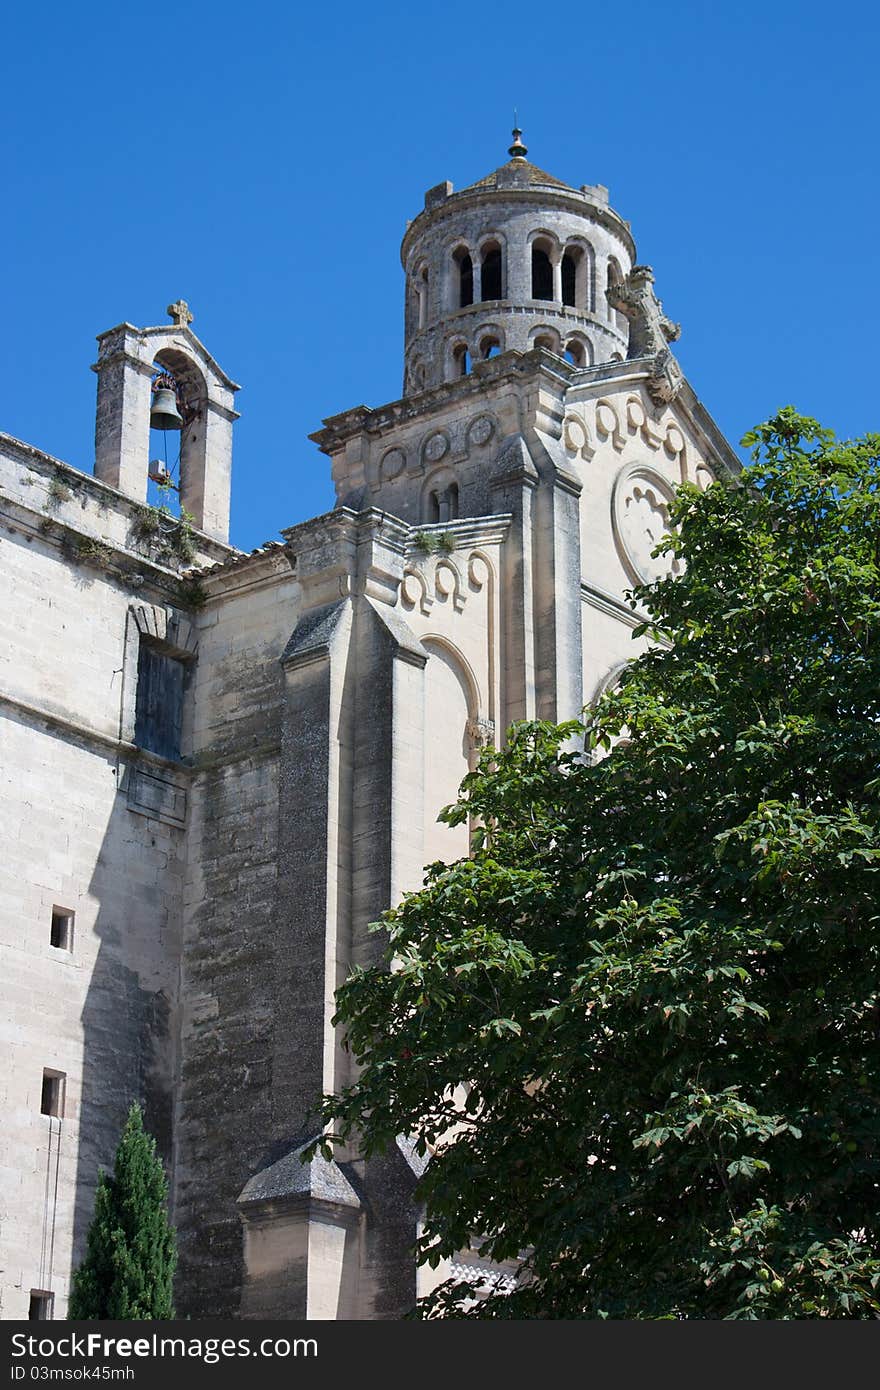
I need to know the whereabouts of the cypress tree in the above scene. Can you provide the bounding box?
[68,1102,177,1319]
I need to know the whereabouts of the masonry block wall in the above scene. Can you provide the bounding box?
[0,142,742,1321]
[0,450,214,1318]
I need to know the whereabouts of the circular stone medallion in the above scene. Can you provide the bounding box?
[423,431,449,463]
[380,447,406,481]
[612,464,681,586]
[468,415,495,448]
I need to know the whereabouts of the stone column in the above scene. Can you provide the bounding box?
[92,325,152,502]
[490,434,539,728]
[180,399,234,543]
[529,435,584,723]
[472,255,482,305]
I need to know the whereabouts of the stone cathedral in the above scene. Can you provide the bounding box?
[0,133,739,1321]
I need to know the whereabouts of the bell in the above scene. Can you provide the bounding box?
[150,387,183,431]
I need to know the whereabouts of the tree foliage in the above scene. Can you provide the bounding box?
[68,1103,176,1319]
[319,410,880,1318]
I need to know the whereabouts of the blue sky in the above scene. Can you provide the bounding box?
[2,1,878,550]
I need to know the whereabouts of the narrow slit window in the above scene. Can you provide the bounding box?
[29,1291,54,1321]
[41,1070,65,1119]
[50,907,74,952]
[418,267,429,329]
[607,260,623,322]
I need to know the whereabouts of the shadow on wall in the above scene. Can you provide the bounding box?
[70,757,181,1287]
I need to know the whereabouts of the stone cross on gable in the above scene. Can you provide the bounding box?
[167,299,193,327]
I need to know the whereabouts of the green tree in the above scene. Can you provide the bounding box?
[318,410,880,1318]
[68,1103,176,1319]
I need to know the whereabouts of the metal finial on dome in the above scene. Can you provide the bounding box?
[508,117,527,160]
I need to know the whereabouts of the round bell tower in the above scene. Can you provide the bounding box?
[400,129,636,395]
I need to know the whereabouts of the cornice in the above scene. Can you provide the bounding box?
[405,513,513,555]
[0,433,235,563]
[0,493,217,608]
[581,580,647,629]
[310,349,575,455]
[0,689,191,776]
[94,321,241,393]
[400,183,637,266]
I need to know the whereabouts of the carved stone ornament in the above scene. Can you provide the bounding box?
[563,414,591,459]
[606,265,680,357]
[468,415,495,448]
[379,447,406,482]
[612,464,682,586]
[607,266,684,404]
[423,431,449,463]
[466,716,495,748]
[647,347,684,406]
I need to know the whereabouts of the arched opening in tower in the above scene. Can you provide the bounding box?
[453,343,470,378]
[564,339,587,367]
[531,246,554,301]
[417,266,429,328]
[454,248,474,308]
[480,245,502,301]
[561,251,578,307]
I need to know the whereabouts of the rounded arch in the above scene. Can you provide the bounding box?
[477,232,506,301]
[527,227,562,258]
[528,229,560,302]
[589,658,629,708]
[476,323,505,359]
[420,464,459,523]
[561,236,595,311]
[152,346,206,416]
[422,635,480,721]
[447,336,470,381]
[529,324,561,355]
[408,357,427,392]
[476,228,508,256]
[450,242,474,309]
[150,347,208,509]
[421,636,479,862]
[564,334,592,367]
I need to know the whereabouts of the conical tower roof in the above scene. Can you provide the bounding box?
[462,126,575,193]
[464,157,574,192]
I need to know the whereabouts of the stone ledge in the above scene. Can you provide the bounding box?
[0,432,235,564]
[0,689,192,776]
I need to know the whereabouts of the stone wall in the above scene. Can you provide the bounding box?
[0,468,199,1318]
[173,549,299,1316]
[400,179,633,391]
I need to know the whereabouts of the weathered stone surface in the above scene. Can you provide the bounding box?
[0,140,742,1321]
[238,1142,360,1208]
